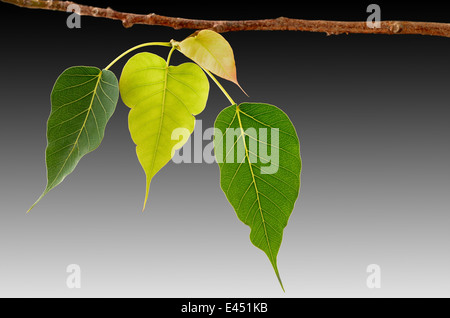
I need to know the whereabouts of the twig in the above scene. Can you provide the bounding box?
[2,0,450,38]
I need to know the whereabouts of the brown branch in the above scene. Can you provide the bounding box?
[3,0,450,38]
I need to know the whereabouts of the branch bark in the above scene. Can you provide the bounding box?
[3,0,450,38]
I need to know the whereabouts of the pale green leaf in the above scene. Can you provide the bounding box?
[119,52,209,211]
[214,103,301,290]
[29,66,119,212]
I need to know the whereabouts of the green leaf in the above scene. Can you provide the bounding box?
[177,30,243,90]
[214,103,301,290]
[28,66,119,212]
[119,52,209,211]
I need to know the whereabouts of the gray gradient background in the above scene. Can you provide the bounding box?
[1,2,449,297]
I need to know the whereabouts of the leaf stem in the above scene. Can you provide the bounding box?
[202,68,236,105]
[166,45,177,66]
[104,42,172,70]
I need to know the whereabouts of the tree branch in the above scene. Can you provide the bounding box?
[3,0,450,38]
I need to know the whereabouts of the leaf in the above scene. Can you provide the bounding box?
[119,52,209,211]
[214,103,301,290]
[177,30,243,91]
[28,66,119,212]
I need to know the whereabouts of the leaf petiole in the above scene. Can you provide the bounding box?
[104,39,238,107]
[202,68,236,105]
[166,45,177,66]
[104,42,172,71]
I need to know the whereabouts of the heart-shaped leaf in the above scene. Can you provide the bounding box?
[120,52,210,211]
[214,103,301,290]
[177,30,242,90]
[29,66,119,212]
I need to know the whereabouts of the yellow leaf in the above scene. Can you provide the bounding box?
[178,30,245,93]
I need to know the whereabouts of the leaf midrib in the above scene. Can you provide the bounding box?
[235,105,286,290]
[193,38,230,79]
[235,106,274,263]
[47,72,102,190]
[148,66,169,179]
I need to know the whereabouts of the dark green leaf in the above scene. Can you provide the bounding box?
[28,66,119,212]
[214,103,301,290]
